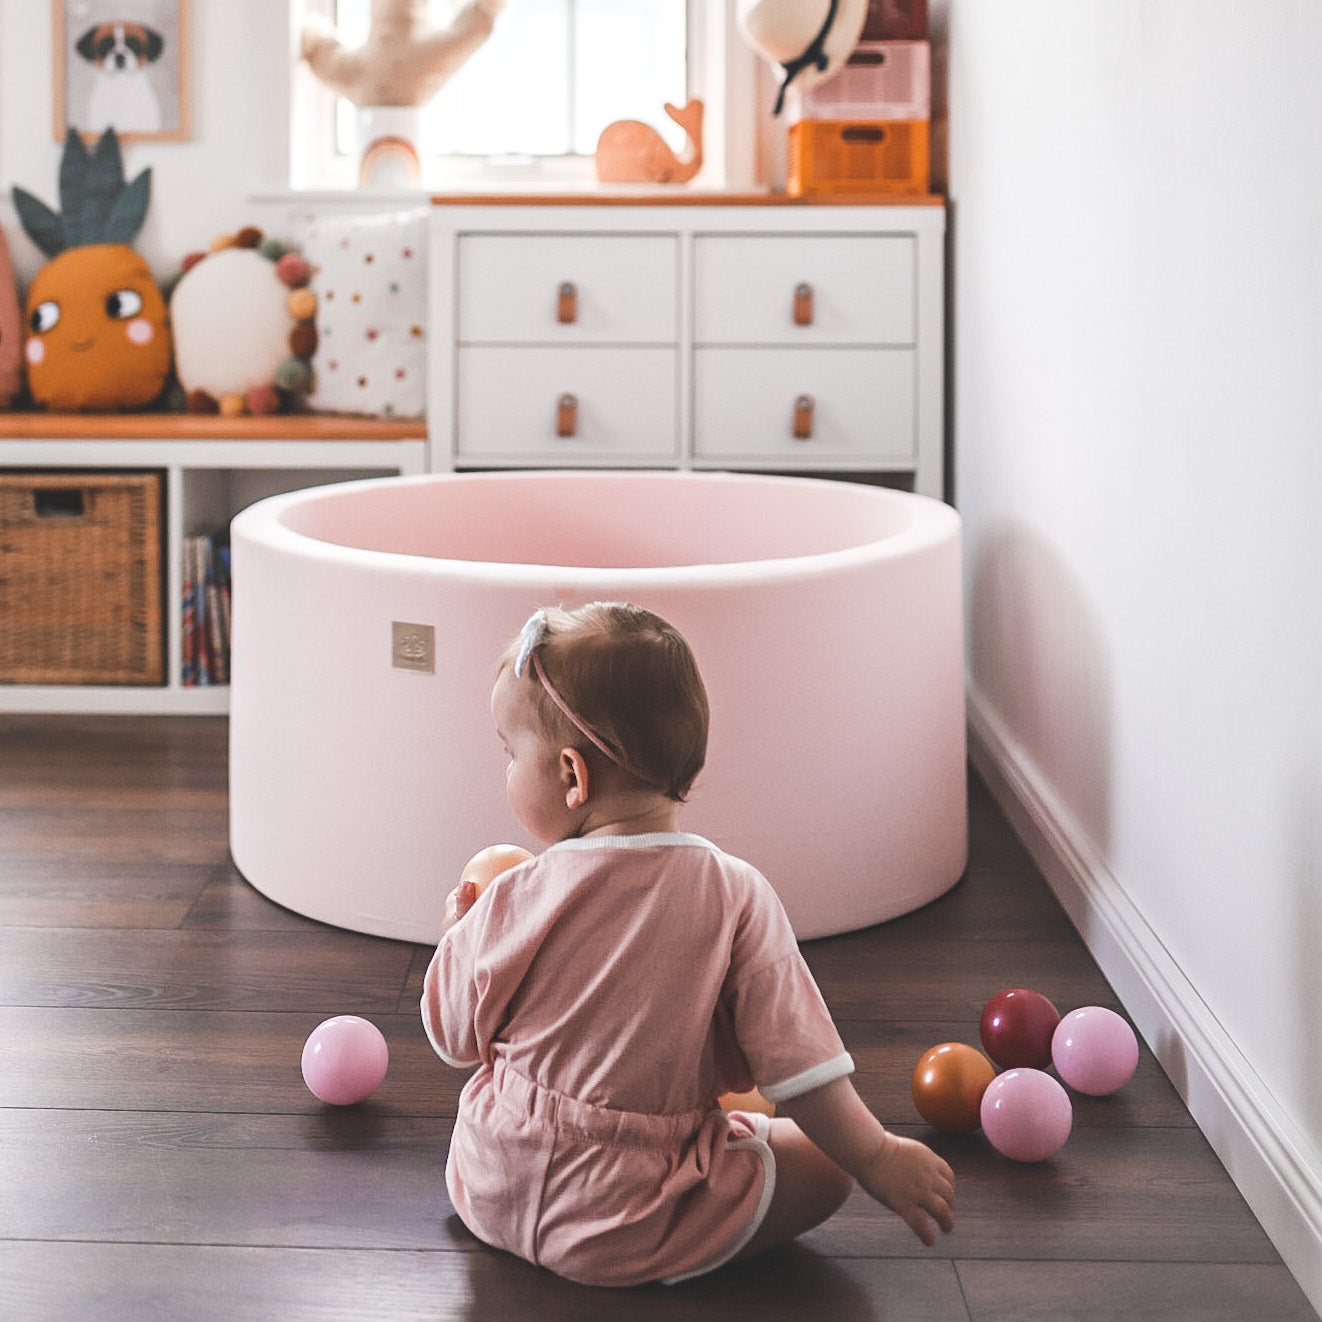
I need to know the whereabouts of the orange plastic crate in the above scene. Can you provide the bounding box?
[786,119,930,197]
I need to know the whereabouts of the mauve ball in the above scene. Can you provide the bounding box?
[1052,1006,1139,1096]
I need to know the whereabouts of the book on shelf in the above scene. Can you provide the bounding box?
[181,533,231,686]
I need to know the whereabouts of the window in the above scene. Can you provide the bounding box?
[319,0,691,185]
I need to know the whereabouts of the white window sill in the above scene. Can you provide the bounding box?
[251,181,777,206]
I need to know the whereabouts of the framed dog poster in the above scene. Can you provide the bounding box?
[53,0,191,142]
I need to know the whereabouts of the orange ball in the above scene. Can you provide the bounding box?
[460,843,534,899]
[911,1042,997,1133]
[718,1087,776,1117]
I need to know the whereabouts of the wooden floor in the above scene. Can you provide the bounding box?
[0,715,1314,1322]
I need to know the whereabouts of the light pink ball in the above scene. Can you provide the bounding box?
[301,1015,389,1105]
[1052,1006,1140,1096]
[980,1068,1073,1162]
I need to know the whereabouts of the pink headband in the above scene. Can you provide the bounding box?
[514,609,663,789]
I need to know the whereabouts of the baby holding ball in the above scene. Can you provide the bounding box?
[421,602,954,1286]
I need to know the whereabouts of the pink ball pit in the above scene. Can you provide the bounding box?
[228,470,966,943]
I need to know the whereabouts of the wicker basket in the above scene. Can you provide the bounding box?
[0,471,164,685]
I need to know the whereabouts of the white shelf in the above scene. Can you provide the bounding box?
[0,425,427,716]
[0,684,232,716]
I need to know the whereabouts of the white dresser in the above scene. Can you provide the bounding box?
[428,196,946,496]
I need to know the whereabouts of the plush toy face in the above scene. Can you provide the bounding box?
[24,242,171,410]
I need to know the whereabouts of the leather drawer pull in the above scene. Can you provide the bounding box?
[557,281,578,324]
[793,394,815,440]
[793,282,814,326]
[556,392,578,437]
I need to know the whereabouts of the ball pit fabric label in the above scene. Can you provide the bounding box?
[392,622,434,674]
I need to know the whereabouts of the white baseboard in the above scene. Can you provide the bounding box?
[967,685,1322,1315]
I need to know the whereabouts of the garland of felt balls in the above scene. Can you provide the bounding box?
[178,225,318,416]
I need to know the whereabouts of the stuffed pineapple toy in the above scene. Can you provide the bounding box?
[11,128,171,411]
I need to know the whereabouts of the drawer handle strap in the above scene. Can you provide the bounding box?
[793,394,815,440]
[557,281,578,324]
[793,282,814,326]
[556,392,579,438]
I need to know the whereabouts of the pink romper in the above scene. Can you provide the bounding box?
[422,833,855,1287]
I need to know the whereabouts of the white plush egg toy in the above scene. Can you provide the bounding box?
[170,228,316,416]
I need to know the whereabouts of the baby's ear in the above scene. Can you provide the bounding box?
[560,747,590,810]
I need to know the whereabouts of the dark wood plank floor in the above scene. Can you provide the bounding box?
[0,715,1314,1321]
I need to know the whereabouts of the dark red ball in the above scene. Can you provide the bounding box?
[980,988,1061,1069]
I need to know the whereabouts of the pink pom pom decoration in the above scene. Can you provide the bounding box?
[246,383,283,415]
[276,253,312,288]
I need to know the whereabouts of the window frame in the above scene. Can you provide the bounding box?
[282,0,761,194]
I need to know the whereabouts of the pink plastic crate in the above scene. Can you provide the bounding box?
[784,42,930,125]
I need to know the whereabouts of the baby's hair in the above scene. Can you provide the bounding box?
[501,602,709,802]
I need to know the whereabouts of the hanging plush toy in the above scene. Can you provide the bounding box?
[11,128,171,411]
[301,0,507,107]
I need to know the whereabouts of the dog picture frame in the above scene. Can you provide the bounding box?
[53,0,191,142]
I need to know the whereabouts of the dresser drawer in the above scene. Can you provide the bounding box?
[693,235,915,345]
[692,348,916,466]
[456,347,679,464]
[458,235,678,344]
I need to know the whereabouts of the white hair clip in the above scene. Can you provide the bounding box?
[514,609,549,678]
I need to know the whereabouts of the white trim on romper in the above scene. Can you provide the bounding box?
[545,832,720,853]
[424,1019,476,1071]
[760,1052,857,1104]
[660,1110,778,1285]
[660,1056,857,1282]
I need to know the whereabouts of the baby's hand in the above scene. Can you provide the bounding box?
[859,1131,955,1246]
[441,880,478,934]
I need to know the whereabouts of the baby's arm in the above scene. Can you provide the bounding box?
[778,1076,955,1245]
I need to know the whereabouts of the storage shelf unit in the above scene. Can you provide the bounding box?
[2,195,945,716]
[0,419,426,715]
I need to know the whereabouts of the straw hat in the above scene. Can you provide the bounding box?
[736,0,869,113]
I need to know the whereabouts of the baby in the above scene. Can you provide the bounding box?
[422,602,954,1287]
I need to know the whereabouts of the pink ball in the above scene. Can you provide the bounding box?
[1052,1006,1139,1096]
[301,1015,389,1105]
[980,1068,1073,1162]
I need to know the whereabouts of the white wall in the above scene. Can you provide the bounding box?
[0,0,294,286]
[0,0,767,286]
[948,0,1322,1306]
